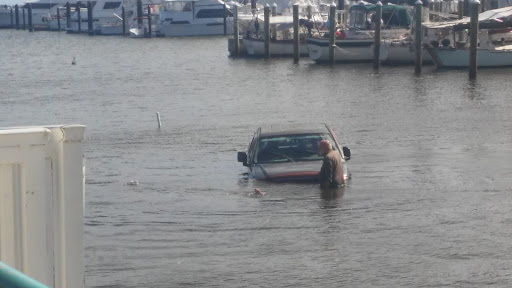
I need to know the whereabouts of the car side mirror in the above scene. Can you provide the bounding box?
[342,146,351,160]
[237,152,248,165]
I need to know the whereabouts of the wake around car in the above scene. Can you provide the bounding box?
[237,124,351,182]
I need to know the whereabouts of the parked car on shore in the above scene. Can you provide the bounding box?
[237,123,351,182]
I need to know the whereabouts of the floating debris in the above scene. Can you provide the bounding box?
[127,180,139,186]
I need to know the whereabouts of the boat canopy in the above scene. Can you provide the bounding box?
[349,3,412,28]
[424,6,512,29]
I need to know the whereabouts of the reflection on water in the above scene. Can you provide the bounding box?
[1,30,512,288]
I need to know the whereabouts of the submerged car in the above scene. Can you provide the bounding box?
[237,123,351,182]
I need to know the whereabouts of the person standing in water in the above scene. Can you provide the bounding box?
[318,140,344,189]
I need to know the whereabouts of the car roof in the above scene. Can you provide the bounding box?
[259,123,330,137]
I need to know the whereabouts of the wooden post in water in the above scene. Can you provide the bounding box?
[293,3,299,63]
[271,3,277,16]
[147,5,152,38]
[480,0,485,12]
[28,4,33,32]
[233,5,239,56]
[463,0,469,16]
[87,1,93,35]
[373,1,382,69]
[57,7,61,31]
[66,2,71,29]
[457,0,463,43]
[264,4,270,58]
[22,7,25,30]
[223,3,227,35]
[14,5,19,30]
[122,6,126,35]
[76,1,82,33]
[251,0,256,15]
[307,4,312,20]
[415,0,422,74]
[137,0,143,28]
[329,2,336,65]
[469,0,479,80]
[10,8,13,28]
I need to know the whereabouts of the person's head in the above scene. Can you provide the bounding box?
[318,140,332,156]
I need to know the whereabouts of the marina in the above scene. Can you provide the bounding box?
[2,0,512,287]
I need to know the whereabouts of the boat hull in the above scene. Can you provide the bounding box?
[158,20,233,37]
[243,38,309,57]
[435,48,512,67]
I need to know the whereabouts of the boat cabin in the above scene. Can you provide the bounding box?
[349,3,411,30]
[161,0,232,22]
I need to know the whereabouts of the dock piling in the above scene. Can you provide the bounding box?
[147,5,152,38]
[66,2,71,29]
[87,1,93,35]
[137,0,143,28]
[28,4,33,32]
[373,1,382,69]
[264,4,270,58]
[293,3,299,63]
[251,0,256,15]
[415,0,422,74]
[76,1,82,33]
[233,5,239,56]
[307,4,312,20]
[57,7,61,31]
[329,2,336,65]
[10,8,13,28]
[469,0,479,80]
[223,3,227,35]
[14,5,19,30]
[22,7,25,30]
[156,113,161,128]
[271,3,277,16]
[122,6,126,35]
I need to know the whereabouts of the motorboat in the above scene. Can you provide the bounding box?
[157,0,233,37]
[307,2,416,63]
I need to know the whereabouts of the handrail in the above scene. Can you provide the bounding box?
[0,262,49,288]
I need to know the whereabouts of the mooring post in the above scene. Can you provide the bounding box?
[469,0,479,80]
[10,8,13,28]
[57,7,61,31]
[251,0,256,15]
[264,4,270,58]
[28,4,33,32]
[137,0,143,28]
[463,0,469,16]
[66,2,71,29]
[329,2,336,65]
[457,0,463,43]
[223,3,227,35]
[480,0,485,12]
[415,0,422,74]
[307,4,312,20]
[156,112,161,128]
[121,6,126,35]
[271,3,277,16]
[293,3,299,63]
[374,1,382,69]
[233,5,239,56]
[22,7,25,30]
[87,1,93,35]
[14,5,19,30]
[76,1,82,33]
[147,5,152,38]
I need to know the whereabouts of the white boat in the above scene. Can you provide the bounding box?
[158,0,233,37]
[432,46,512,67]
[307,37,377,62]
[0,5,13,28]
[67,0,157,35]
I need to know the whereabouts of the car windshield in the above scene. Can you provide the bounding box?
[254,133,335,164]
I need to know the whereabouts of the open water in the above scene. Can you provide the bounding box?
[1,30,512,287]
